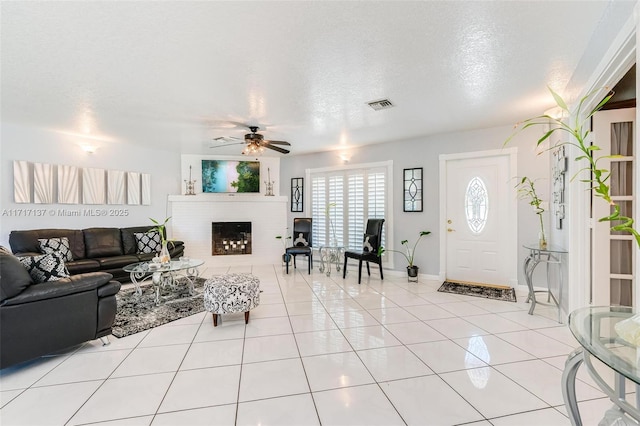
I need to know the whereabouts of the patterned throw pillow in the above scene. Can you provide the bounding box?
[293,232,309,247]
[134,231,162,254]
[38,237,73,262]
[18,253,69,283]
[362,234,378,252]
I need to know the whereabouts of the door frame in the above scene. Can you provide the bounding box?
[439,148,518,285]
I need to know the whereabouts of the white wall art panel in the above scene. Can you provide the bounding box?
[82,168,106,204]
[127,172,140,205]
[13,160,31,203]
[57,165,79,204]
[141,173,151,205]
[33,163,55,204]
[107,170,126,204]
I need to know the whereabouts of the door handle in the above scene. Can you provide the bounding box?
[447,228,456,232]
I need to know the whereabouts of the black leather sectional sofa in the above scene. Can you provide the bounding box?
[0,251,121,368]
[9,226,185,283]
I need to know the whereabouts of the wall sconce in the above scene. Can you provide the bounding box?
[338,152,351,163]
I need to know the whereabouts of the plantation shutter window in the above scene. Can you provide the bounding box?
[309,165,388,256]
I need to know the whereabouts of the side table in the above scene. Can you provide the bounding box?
[523,243,567,323]
[318,245,344,277]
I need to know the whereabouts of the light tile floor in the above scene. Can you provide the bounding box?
[0,264,619,425]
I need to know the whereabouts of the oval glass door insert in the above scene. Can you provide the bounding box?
[465,177,488,234]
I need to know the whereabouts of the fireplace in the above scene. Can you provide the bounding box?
[212,222,252,255]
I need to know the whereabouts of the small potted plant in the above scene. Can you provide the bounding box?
[276,232,292,265]
[378,231,431,281]
[150,217,173,264]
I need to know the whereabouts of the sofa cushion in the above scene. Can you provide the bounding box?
[121,226,161,255]
[10,229,86,260]
[134,231,162,254]
[96,255,139,269]
[0,252,34,302]
[38,237,74,262]
[66,259,101,275]
[83,228,123,258]
[18,253,69,283]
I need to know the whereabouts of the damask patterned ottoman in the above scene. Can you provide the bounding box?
[203,273,260,327]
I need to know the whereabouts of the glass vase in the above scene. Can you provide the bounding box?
[159,241,171,264]
[539,232,547,249]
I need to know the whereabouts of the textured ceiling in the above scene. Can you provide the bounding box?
[0,1,635,156]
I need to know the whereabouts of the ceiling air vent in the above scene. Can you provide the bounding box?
[367,98,394,111]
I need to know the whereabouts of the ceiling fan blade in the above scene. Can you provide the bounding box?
[263,144,290,154]
[264,140,291,146]
[209,142,246,149]
[213,136,243,141]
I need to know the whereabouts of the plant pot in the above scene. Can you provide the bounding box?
[407,265,419,282]
[282,253,291,266]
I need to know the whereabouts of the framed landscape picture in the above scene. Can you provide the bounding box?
[202,160,260,193]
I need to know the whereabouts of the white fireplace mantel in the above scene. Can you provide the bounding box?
[168,194,287,203]
[168,194,288,266]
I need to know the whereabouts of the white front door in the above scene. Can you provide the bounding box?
[442,151,516,285]
[592,108,636,306]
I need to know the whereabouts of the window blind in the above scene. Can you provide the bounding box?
[310,166,387,251]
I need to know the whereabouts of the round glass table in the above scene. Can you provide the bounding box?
[123,259,204,305]
[563,306,640,425]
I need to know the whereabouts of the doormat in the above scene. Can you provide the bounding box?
[437,280,517,302]
[112,277,206,338]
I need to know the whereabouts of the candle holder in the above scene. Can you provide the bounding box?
[184,165,196,195]
[265,167,275,196]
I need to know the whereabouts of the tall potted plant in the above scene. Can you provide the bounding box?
[515,177,546,248]
[378,231,431,281]
[506,86,639,247]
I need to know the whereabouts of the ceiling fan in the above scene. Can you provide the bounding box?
[211,126,291,155]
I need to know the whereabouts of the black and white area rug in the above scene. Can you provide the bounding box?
[437,280,517,303]
[112,277,207,338]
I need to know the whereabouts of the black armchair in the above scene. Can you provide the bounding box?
[0,252,121,368]
[343,218,385,284]
[285,218,313,274]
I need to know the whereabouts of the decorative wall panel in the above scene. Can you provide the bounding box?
[127,172,141,205]
[291,178,303,212]
[141,173,151,205]
[82,168,106,204]
[107,170,126,204]
[57,165,79,204]
[34,163,55,204]
[13,160,31,203]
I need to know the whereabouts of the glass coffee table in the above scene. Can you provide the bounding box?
[123,259,204,305]
[563,306,640,425]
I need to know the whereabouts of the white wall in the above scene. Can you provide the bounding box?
[280,125,549,288]
[0,122,181,247]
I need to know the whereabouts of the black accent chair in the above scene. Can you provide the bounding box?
[285,218,313,274]
[343,218,385,284]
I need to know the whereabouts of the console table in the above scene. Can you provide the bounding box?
[563,306,640,426]
[523,243,567,323]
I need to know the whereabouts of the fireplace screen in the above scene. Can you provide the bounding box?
[212,222,252,255]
